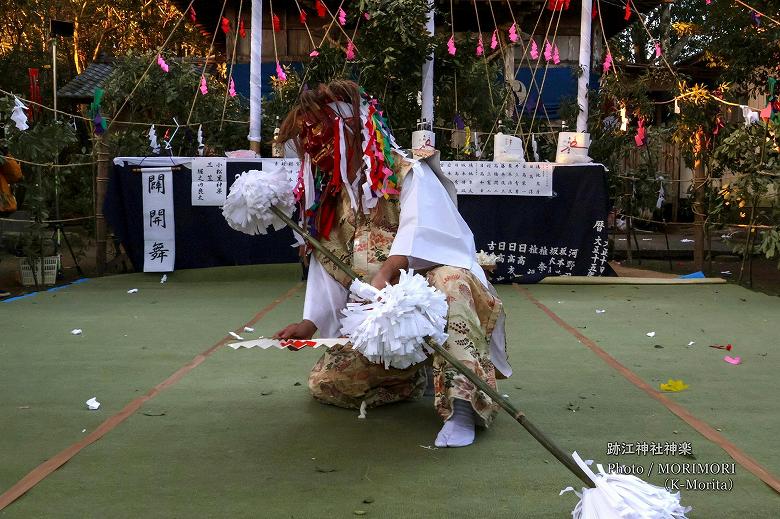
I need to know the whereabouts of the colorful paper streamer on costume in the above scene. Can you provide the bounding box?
[222,167,296,235]
[340,270,449,369]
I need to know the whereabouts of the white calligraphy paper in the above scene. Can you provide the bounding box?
[258,158,553,197]
[142,167,176,272]
[191,158,227,206]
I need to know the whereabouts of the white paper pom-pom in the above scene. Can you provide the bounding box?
[222,167,295,235]
[560,452,691,519]
[340,270,449,369]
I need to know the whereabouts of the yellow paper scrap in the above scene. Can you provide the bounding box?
[660,379,689,392]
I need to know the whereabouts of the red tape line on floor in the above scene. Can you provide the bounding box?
[515,284,780,495]
[0,283,303,511]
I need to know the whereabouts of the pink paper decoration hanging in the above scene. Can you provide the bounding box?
[490,30,498,50]
[476,34,484,56]
[508,23,518,43]
[447,35,457,55]
[276,61,287,81]
[543,40,553,62]
[603,52,613,73]
[228,78,236,97]
[346,40,356,60]
[655,41,662,58]
[157,54,169,73]
[338,7,347,25]
[310,49,320,57]
[530,40,539,59]
[364,12,370,20]
[199,75,208,95]
[552,45,560,64]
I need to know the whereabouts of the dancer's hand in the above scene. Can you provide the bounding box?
[371,255,409,290]
[273,320,317,340]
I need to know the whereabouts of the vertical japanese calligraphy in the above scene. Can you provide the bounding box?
[191,158,228,206]
[142,167,175,272]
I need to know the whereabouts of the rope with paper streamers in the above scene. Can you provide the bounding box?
[220,0,245,131]
[185,0,229,128]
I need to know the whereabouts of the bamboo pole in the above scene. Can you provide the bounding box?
[692,129,706,271]
[268,206,594,488]
[95,134,110,276]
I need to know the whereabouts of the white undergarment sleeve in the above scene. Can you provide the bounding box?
[390,162,477,270]
[302,254,349,337]
[392,161,511,377]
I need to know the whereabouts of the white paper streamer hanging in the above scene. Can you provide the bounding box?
[11,97,29,131]
[148,125,160,154]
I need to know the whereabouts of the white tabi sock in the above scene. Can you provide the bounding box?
[434,398,476,448]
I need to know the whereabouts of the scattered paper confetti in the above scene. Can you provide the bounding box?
[358,400,367,419]
[687,341,695,347]
[596,309,606,314]
[721,271,732,276]
[244,326,255,332]
[160,274,168,284]
[724,356,741,365]
[229,331,244,340]
[71,329,83,336]
[82,429,86,433]
[419,445,438,450]
[680,239,694,243]
[709,344,733,351]
[660,379,688,392]
[646,332,656,337]
[86,397,101,410]
[127,288,139,294]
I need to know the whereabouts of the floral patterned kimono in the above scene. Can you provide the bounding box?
[304,151,511,426]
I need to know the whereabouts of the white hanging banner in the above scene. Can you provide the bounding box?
[142,167,175,272]
[191,157,227,206]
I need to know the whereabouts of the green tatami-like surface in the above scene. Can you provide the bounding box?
[1,265,778,517]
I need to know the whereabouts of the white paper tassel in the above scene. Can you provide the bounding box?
[148,125,160,154]
[222,167,295,235]
[560,452,691,519]
[197,125,205,156]
[11,97,29,131]
[340,270,449,369]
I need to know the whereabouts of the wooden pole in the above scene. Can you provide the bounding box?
[692,128,706,271]
[95,134,109,276]
[268,205,595,488]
